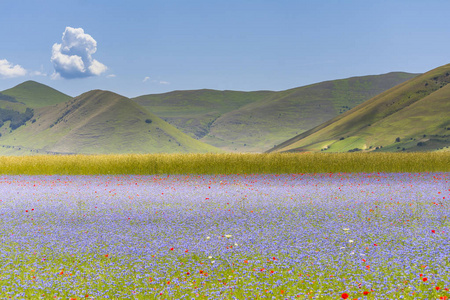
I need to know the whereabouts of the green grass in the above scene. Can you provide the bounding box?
[0,90,224,155]
[0,249,408,299]
[133,89,275,118]
[132,73,417,152]
[0,152,448,175]
[1,80,71,108]
[0,99,29,113]
[269,64,450,153]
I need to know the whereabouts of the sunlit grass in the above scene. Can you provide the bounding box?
[0,152,448,175]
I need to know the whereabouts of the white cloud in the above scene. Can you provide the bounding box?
[0,59,27,78]
[30,71,47,77]
[51,27,107,79]
[143,76,170,85]
[89,59,107,75]
[106,74,116,78]
[51,72,62,80]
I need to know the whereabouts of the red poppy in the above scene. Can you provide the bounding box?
[363,291,369,295]
[341,292,349,299]
[423,277,428,282]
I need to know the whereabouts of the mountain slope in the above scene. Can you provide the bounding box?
[133,89,275,139]
[1,80,71,108]
[133,72,417,152]
[266,64,450,153]
[0,90,224,155]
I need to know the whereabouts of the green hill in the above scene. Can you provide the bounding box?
[1,80,71,108]
[133,89,275,140]
[266,64,450,153]
[0,90,224,155]
[133,72,417,152]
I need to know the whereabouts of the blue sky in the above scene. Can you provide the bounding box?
[1,0,450,98]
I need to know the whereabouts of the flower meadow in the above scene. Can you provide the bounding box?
[0,172,449,299]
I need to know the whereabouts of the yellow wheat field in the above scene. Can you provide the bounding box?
[0,152,448,175]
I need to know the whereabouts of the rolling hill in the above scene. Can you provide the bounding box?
[0,80,71,108]
[266,64,450,153]
[0,90,224,155]
[133,89,275,140]
[133,72,418,152]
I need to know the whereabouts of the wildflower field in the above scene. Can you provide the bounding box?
[0,171,449,299]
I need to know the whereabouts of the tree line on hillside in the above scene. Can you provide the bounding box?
[0,107,34,131]
[0,93,18,103]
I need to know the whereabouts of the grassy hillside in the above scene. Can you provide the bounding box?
[133,73,417,152]
[1,80,71,108]
[133,89,274,139]
[267,64,450,153]
[0,90,224,155]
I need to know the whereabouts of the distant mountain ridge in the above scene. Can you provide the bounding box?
[133,72,418,152]
[0,70,432,155]
[133,89,275,140]
[266,64,450,153]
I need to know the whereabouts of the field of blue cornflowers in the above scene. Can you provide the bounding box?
[1,172,449,299]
